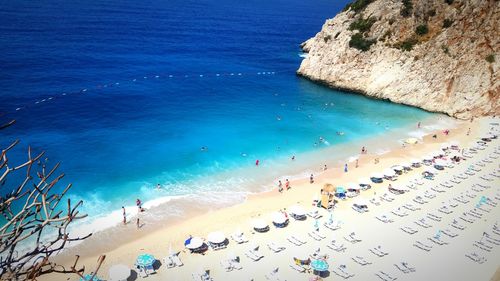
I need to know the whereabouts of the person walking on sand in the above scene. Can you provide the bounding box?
[324,164,327,171]
[136,218,140,229]
[278,180,283,193]
[156,183,161,190]
[122,206,126,225]
[310,174,314,184]
[355,159,359,168]
[285,179,290,190]
[467,128,471,136]
[344,163,348,173]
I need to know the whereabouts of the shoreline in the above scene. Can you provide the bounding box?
[60,114,456,256]
[43,116,495,281]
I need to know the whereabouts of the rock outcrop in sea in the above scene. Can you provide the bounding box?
[298,0,499,119]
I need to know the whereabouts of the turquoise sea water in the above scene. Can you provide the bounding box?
[0,0,438,235]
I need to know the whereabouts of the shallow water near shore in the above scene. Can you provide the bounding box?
[0,0,442,249]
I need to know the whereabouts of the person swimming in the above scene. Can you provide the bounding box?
[201,146,208,152]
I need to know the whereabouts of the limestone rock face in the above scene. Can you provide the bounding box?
[298,0,499,119]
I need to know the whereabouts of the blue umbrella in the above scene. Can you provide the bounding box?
[80,274,102,281]
[184,236,192,246]
[136,254,156,268]
[311,259,329,272]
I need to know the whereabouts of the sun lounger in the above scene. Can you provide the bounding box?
[380,193,395,202]
[221,259,233,272]
[423,191,436,199]
[352,256,371,265]
[428,236,448,245]
[466,252,487,264]
[308,231,324,241]
[473,242,492,252]
[465,191,476,199]
[454,196,468,204]
[413,241,432,252]
[442,228,458,238]
[163,256,175,268]
[440,182,453,188]
[395,262,415,273]
[328,240,346,252]
[391,209,408,217]
[413,196,427,205]
[431,186,445,193]
[307,210,322,219]
[376,214,394,223]
[370,198,381,206]
[403,203,420,211]
[344,233,361,244]
[375,271,397,281]
[265,268,282,281]
[170,253,183,267]
[231,231,248,244]
[415,219,432,228]
[448,201,458,208]
[485,236,500,246]
[245,247,264,261]
[400,226,418,235]
[468,210,482,219]
[369,246,388,257]
[287,236,302,246]
[333,266,355,279]
[450,179,461,184]
[138,267,148,278]
[450,220,466,230]
[426,213,442,222]
[438,206,453,214]
[324,221,342,231]
[267,242,286,253]
[289,263,306,273]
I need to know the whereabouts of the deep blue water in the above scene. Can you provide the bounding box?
[0,0,433,227]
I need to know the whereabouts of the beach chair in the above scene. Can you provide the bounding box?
[163,256,175,268]
[292,234,307,244]
[465,252,486,264]
[352,256,371,265]
[400,226,418,235]
[441,228,458,238]
[431,186,445,193]
[440,181,453,188]
[220,259,233,272]
[376,214,393,223]
[332,266,354,279]
[394,262,414,273]
[287,236,302,246]
[426,213,442,222]
[414,219,432,228]
[413,196,427,205]
[450,220,466,230]
[289,263,306,273]
[231,231,248,244]
[308,231,322,241]
[324,221,341,231]
[344,233,361,244]
[370,198,381,206]
[265,267,282,281]
[403,203,419,211]
[376,271,397,281]
[267,242,285,253]
[423,191,436,199]
[369,246,388,257]
[138,267,148,278]
[307,209,322,219]
[245,247,263,261]
[328,240,346,252]
[171,253,183,267]
[428,236,448,245]
[391,209,408,217]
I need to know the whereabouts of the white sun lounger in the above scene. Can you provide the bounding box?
[466,252,486,264]
[369,246,388,257]
[392,209,408,217]
[231,232,249,244]
[333,266,354,279]
[428,236,448,245]
[394,262,415,273]
[403,203,420,211]
[376,214,394,223]
[267,242,286,253]
[375,271,397,281]
[328,240,346,252]
[324,221,342,230]
[415,219,432,228]
[344,233,361,243]
[352,255,371,265]
[442,228,458,238]
[370,198,381,206]
[289,263,306,273]
[400,226,418,235]
[163,256,175,268]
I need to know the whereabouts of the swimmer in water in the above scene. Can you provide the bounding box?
[241,153,247,157]
[319,137,324,143]
[201,146,208,152]
[276,116,282,121]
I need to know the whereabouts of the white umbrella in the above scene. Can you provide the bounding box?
[353,198,368,207]
[422,155,434,161]
[252,219,268,229]
[424,169,435,174]
[186,237,204,249]
[432,150,443,157]
[289,205,306,216]
[108,264,130,281]
[370,173,383,179]
[410,158,420,164]
[207,232,225,244]
[271,212,287,224]
[400,162,411,168]
[358,178,371,186]
[440,143,450,150]
[346,182,359,190]
[392,165,404,171]
[383,169,396,177]
[434,159,447,166]
[450,141,459,147]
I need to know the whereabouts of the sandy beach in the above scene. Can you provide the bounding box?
[48,117,500,281]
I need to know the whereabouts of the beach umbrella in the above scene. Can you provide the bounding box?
[370,173,383,179]
[80,274,102,281]
[432,150,443,157]
[271,212,287,224]
[450,141,459,147]
[311,259,329,272]
[252,219,269,231]
[354,198,368,207]
[108,264,130,281]
[400,162,411,168]
[424,169,435,175]
[392,165,404,172]
[434,159,447,166]
[136,254,155,268]
[358,178,370,186]
[346,182,359,191]
[410,158,420,164]
[289,205,306,216]
[207,231,226,244]
[383,169,396,177]
[185,237,204,249]
[422,155,434,161]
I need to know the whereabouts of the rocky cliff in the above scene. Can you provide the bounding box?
[298,0,499,119]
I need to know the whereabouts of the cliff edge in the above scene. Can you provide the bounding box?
[298,0,499,119]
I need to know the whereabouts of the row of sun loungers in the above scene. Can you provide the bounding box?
[428,236,448,245]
